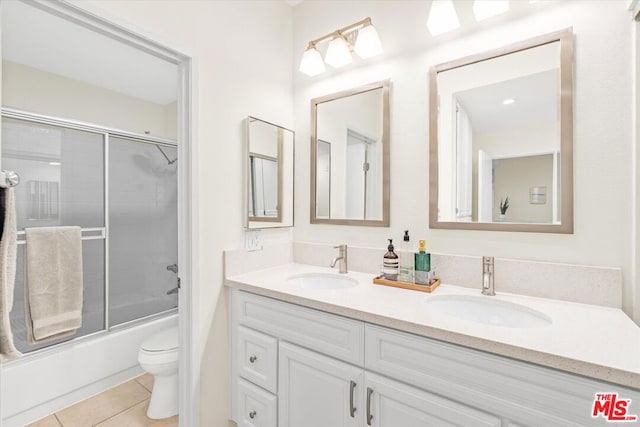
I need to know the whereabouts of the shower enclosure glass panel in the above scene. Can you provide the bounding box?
[1,118,105,353]
[108,137,178,326]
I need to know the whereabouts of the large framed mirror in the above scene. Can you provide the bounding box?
[246,116,294,229]
[311,80,390,226]
[429,29,573,233]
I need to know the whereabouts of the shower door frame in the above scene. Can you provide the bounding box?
[0,1,197,426]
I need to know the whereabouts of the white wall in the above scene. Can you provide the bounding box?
[2,60,177,139]
[293,1,637,321]
[66,1,294,426]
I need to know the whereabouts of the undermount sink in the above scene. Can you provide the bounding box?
[426,294,552,328]
[287,273,358,290]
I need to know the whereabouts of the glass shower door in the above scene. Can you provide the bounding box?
[108,137,178,326]
[1,117,105,353]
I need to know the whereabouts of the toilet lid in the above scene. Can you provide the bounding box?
[141,326,179,352]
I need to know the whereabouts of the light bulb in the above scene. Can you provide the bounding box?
[325,36,352,68]
[354,24,383,59]
[427,0,460,36]
[299,46,325,76]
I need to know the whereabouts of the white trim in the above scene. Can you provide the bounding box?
[177,55,200,427]
[633,13,640,323]
[0,1,198,425]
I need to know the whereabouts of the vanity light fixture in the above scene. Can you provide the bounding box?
[299,45,326,76]
[298,17,383,76]
[473,0,510,21]
[502,98,516,105]
[325,35,352,68]
[427,0,460,36]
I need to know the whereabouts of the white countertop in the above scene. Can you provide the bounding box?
[225,263,640,389]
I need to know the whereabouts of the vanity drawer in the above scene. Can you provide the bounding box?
[237,326,278,393]
[365,325,629,426]
[233,290,364,366]
[236,377,277,427]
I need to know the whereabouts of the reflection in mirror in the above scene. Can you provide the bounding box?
[311,80,390,226]
[429,29,573,233]
[249,155,279,219]
[246,117,294,229]
[316,140,331,218]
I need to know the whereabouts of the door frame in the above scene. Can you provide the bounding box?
[0,1,199,425]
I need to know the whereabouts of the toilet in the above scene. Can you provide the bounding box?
[138,326,179,419]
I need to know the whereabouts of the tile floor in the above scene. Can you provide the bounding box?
[27,374,178,427]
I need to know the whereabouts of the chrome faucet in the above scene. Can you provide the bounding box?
[482,256,495,296]
[330,244,348,274]
[167,264,178,274]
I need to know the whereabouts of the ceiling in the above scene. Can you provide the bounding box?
[2,1,178,106]
[455,70,558,134]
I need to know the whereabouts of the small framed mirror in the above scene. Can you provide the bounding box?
[246,116,294,229]
[311,80,390,226]
[429,29,574,233]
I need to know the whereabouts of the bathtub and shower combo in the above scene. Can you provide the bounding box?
[0,109,179,426]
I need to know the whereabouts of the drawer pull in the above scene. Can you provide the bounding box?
[249,410,257,419]
[366,387,373,425]
[349,380,357,417]
[249,355,258,363]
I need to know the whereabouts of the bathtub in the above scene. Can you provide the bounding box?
[1,312,177,426]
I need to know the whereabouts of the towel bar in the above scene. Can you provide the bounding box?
[0,170,19,188]
[16,227,105,245]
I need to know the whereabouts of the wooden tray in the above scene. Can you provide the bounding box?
[373,275,440,293]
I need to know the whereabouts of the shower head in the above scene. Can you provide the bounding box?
[156,144,177,165]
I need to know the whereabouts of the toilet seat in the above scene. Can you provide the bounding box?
[141,326,178,352]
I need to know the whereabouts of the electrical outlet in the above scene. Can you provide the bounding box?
[245,230,263,252]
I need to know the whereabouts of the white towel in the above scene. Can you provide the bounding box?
[0,188,21,361]
[25,226,83,343]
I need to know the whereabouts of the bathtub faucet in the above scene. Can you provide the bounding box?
[167,264,178,274]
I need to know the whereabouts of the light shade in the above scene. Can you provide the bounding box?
[473,0,509,21]
[299,46,326,76]
[325,36,352,68]
[354,24,383,59]
[427,0,460,36]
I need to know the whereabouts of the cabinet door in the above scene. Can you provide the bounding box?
[365,372,501,427]
[279,342,364,427]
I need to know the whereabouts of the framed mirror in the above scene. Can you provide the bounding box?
[311,80,390,226]
[429,29,573,233]
[246,116,294,229]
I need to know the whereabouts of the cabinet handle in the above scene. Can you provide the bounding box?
[249,410,257,419]
[349,380,357,417]
[249,355,257,363]
[366,387,373,425]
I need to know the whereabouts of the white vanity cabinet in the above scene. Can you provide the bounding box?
[279,342,364,427]
[365,372,500,427]
[230,289,639,427]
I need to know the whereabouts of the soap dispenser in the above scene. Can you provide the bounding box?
[383,239,399,280]
[414,239,431,285]
[398,230,415,283]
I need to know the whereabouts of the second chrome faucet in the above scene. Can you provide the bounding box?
[482,256,495,296]
[331,244,348,274]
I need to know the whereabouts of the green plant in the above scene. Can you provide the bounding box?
[499,196,510,215]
